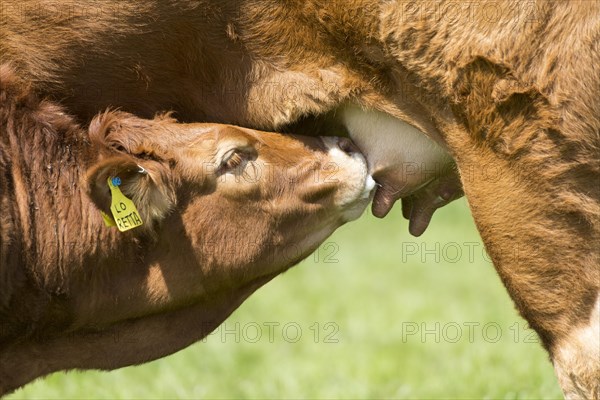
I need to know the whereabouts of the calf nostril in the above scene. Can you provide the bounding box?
[337,137,359,155]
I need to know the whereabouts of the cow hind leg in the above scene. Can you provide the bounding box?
[552,294,600,400]
[446,56,599,399]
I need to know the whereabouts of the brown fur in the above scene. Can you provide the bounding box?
[1,1,599,397]
[0,65,371,394]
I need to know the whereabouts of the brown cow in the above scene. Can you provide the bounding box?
[0,65,374,394]
[1,1,599,398]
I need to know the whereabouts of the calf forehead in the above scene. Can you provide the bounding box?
[218,126,320,162]
[215,126,258,143]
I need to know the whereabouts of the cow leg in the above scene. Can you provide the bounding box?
[447,136,599,399]
[444,58,600,399]
[552,294,600,400]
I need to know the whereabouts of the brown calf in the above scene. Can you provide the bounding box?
[0,65,374,394]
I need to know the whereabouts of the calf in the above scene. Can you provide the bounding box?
[0,65,374,394]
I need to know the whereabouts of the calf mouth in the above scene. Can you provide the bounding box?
[319,136,376,217]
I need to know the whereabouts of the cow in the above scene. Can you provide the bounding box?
[1,1,598,398]
[0,64,375,394]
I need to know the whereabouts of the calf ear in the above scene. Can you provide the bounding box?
[88,109,167,157]
[86,156,176,230]
[86,110,176,229]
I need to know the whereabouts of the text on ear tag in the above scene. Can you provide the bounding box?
[107,177,143,232]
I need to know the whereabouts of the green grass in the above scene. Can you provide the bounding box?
[8,200,563,399]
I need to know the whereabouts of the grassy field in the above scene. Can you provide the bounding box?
[9,200,563,399]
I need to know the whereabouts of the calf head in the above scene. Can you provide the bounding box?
[83,110,374,321]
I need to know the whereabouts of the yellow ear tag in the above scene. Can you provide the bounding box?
[101,211,117,227]
[107,177,144,232]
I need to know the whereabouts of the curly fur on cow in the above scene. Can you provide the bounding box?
[1,1,599,398]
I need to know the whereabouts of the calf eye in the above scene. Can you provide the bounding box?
[220,150,248,173]
[225,152,244,169]
[219,147,257,175]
